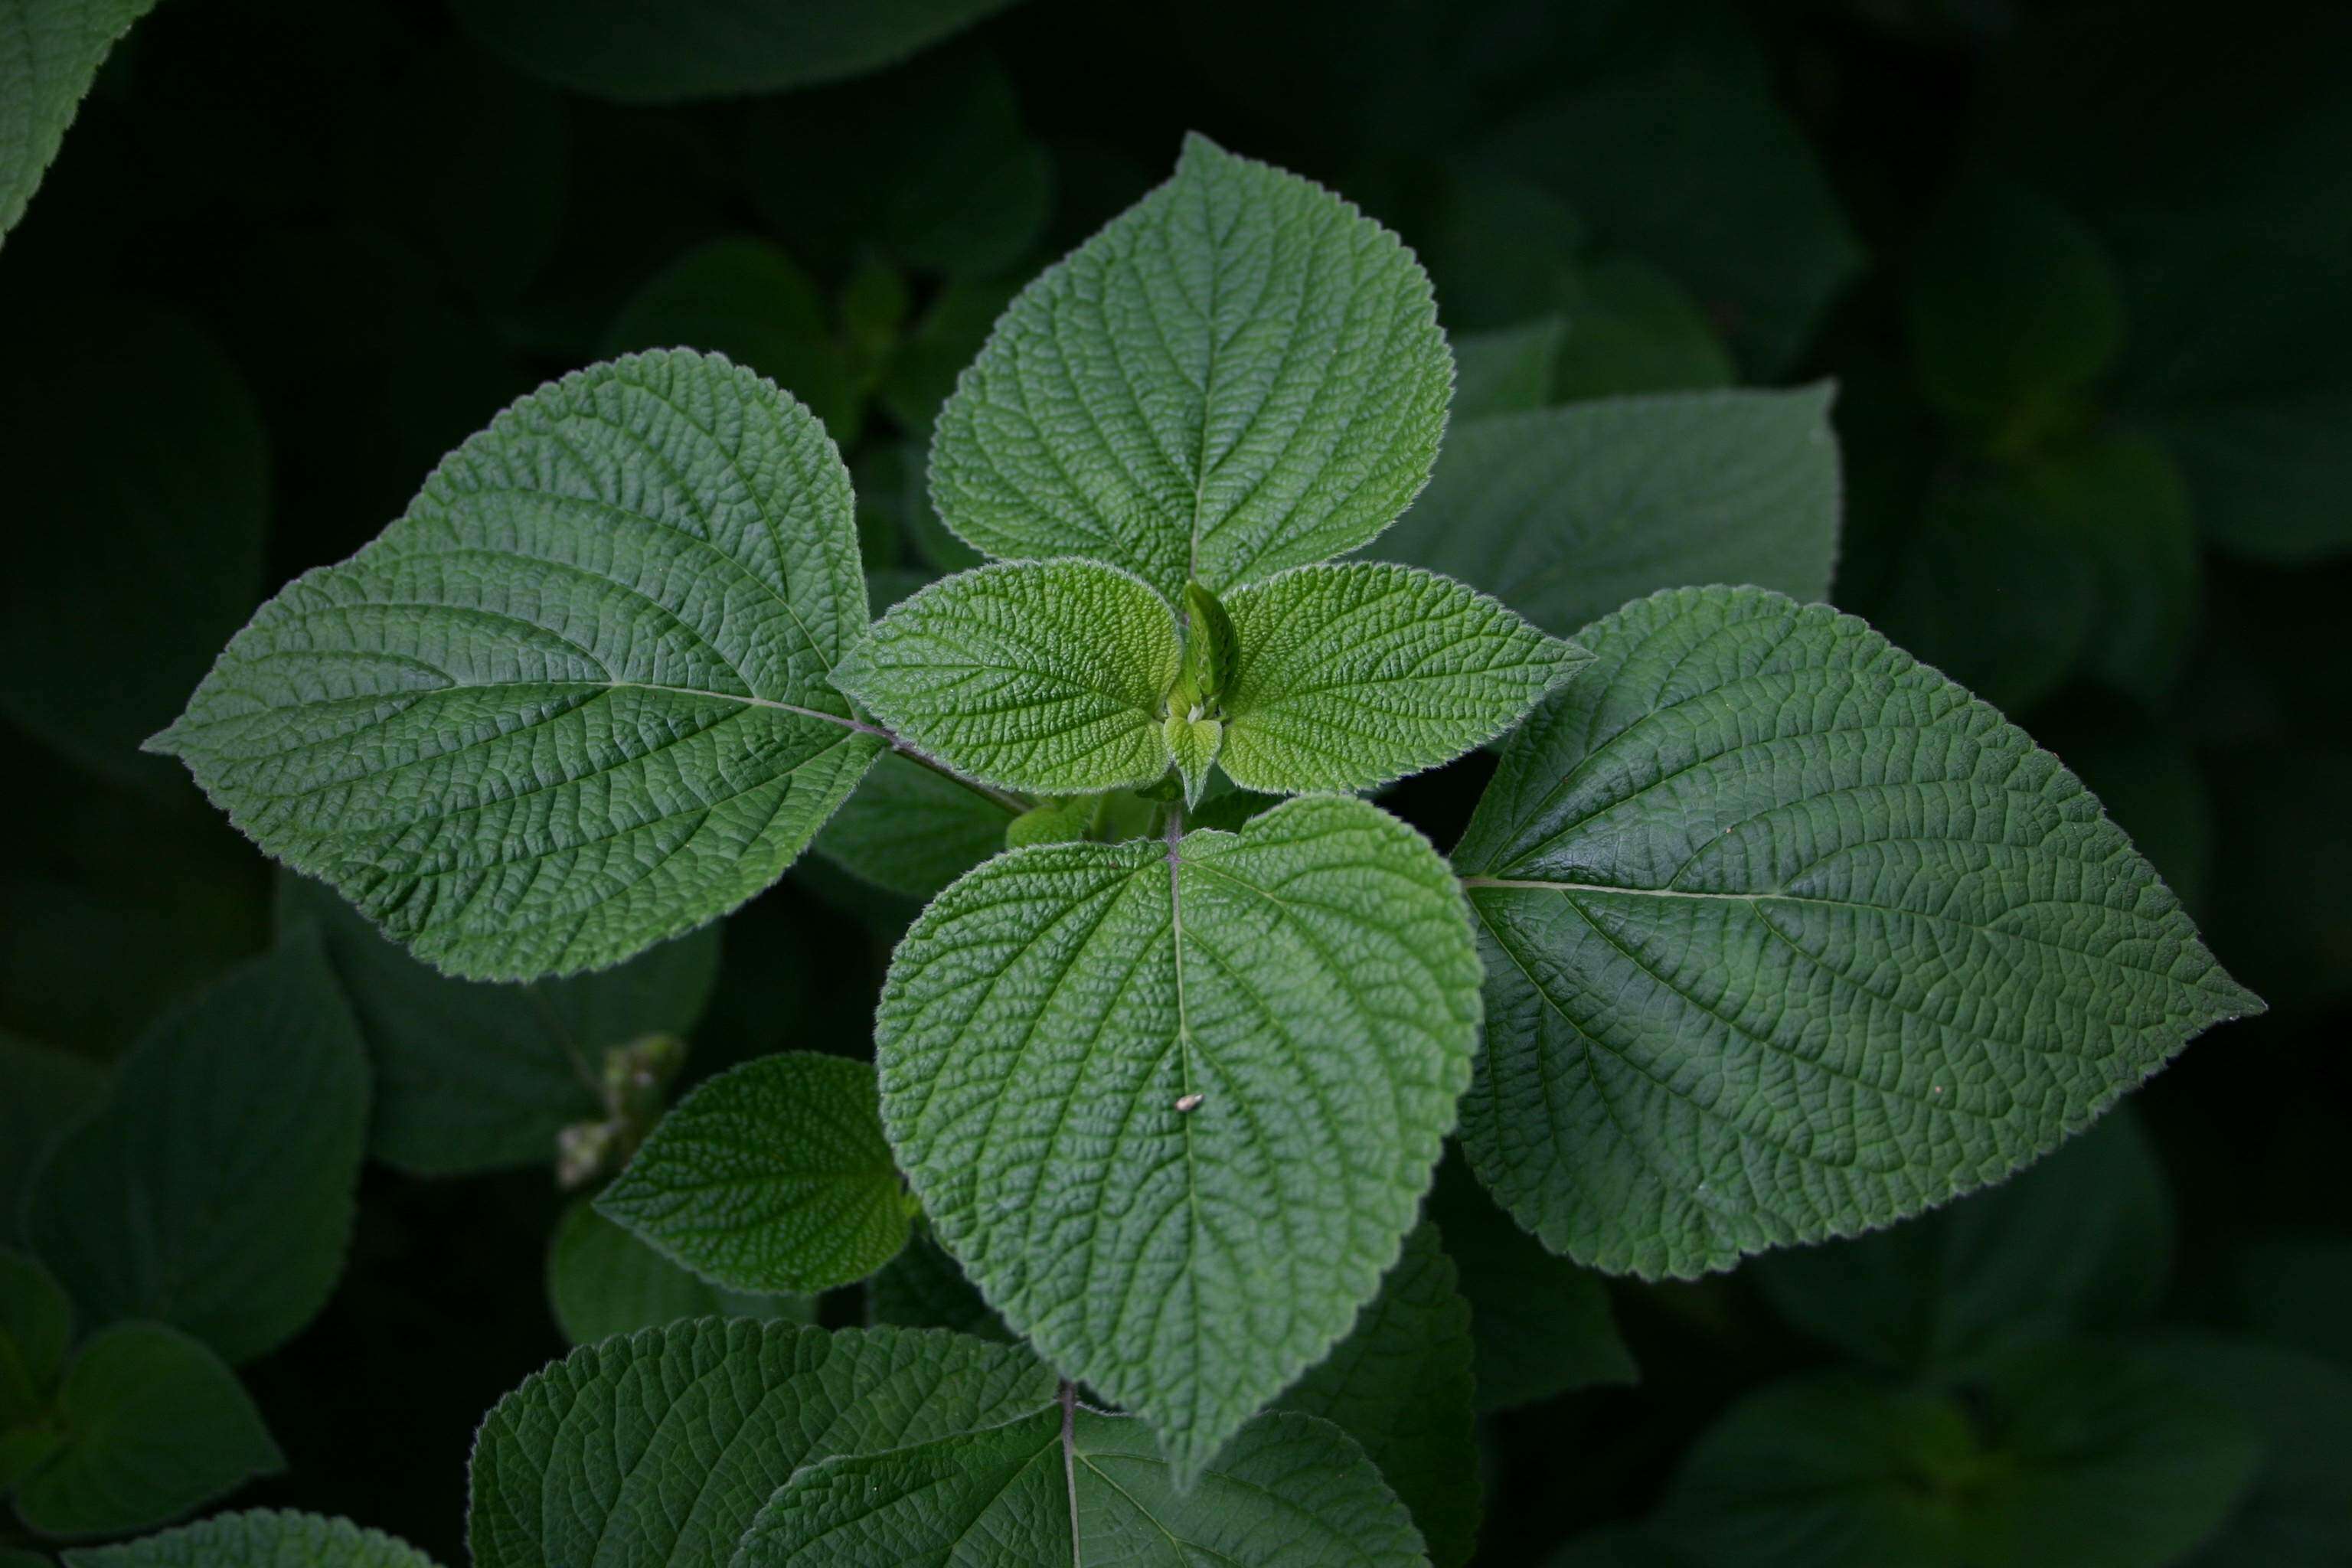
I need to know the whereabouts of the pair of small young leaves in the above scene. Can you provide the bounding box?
[468,1320,1428,1568]
[833,557,1584,807]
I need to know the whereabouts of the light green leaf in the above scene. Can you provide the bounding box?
[1651,1343,2261,1568]
[1163,711,1223,808]
[12,1324,283,1540]
[1756,1109,2171,1377]
[1277,1223,1480,1568]
[22,933,368,1364]
[0,0,157,241]
[740,1404,1430,1566]
[545,1200,808,1347]
[878,794,1481,1478]
[0,1036,101,1249]
[1455,586,2260,1279]
[1,1250,70,1437]
[2140,1332,2352,1568]
[466,1321,1055,1568]
[1450,318,1566,418]
[1219,562,1586,795]
[1426,1158,1634,1413]
[148,350,884,982]
[598,1052,910,1294]
[281,877,718,1176]
[814,751,1014,901]
[1374,388,1842,642]
[449,0,1023,103]
[601,240,861,443]
[60,1510,445,1568]
[834,559,1179,795]
[930,134,1453,605]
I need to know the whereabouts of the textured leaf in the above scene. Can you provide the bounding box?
[878,793,1481,1478]
[1426,1158,1635,1413]
[544,1200,808,1347]
[930,135,1453,605]
[1652,1343,2260,1568]
[1756,1109,2171,1377]
[0,0,158,240]
[466,1321,1055,1568]
[149,351,884,982]
[815,752,1014,902]
[281,877,718,1176]
[833,560,1178,795]
[1375,389,1841,642]
[599,1052,910,1294]
[449,0,1022,103]
[12,1324,282,1539]
[1218,562,1586,795]
[0,1035,101,1249]
[2141,1332,2352,1568]
[741,1404,1429,1566]
[22,933,368,1364]
[0,1250,70,1435]
[1276,1223,1480,1568]
[60,1511,445,1568]
[1455,586,2260,1279]
[0,305,267,788]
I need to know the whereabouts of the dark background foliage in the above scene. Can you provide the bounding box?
[1,0,2344,1562]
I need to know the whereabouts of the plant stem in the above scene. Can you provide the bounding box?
[849,715,1028,815]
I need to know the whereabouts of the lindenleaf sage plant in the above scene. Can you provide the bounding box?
[148,134,2259,1564]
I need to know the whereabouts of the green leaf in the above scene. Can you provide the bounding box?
[930,134,1453,606]
[878,793,1481,1478]
[1425,1158,1635,1413]
[466,1321,1055,1568]
[1449,318,1566,418]
[22,932,368,1364]
[1454,586,2260,1279]
[740,1404,1430,1566]
[2138,1332,2352,1568]
[1276,1223,1480,1568]
[12,1324,283,1540]
[148,350,884,982]
[0,305,267,789]
[449,0,1023,103]
[1375,388,1842,642]
[1756,1109,2171,1377]
[600,240,861,443]
[281,877,718,1176]
[834,559,1180,795]
[598,1052,910,1294]
[0,1037,101,1249]
[1218,562,1586,795]
[1651,1344,2261,1568]
[1906,177,2124,438]
[1547,256,1738,402]
[545,1200,808,1347]
[814,751,1014,902]
[865,1224,1009,1343]
[0,1250,70,1436]
[0,0,158,241]
[60,1510,446,1568]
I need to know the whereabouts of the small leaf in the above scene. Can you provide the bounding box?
[12,1324,283,1540]
[1219,562,1586,795]
[22,932,368,1364]
[815,751,1014,902]
[833,559,1181,795]
[1455,586,2261,1279]
[1164,710,1223,808]
[449,0,1024,103]
[281,877,719,1177]
[740,1404,1429,1566]
[879,794,1481,1478]
[545,1200,808,1346]
[59,1509,446,1568]
[1651,1344,2261,1568]
[1374,388,1842,642]
[1,1250,71,1435]
[0,0,158,240]
[149,350,883,982]
[1178,580,1239,707]
[466,1321,1055,1568]
[931,134,1453,605]
[599,1052,910,1294]
[1277,1223,1481,1568]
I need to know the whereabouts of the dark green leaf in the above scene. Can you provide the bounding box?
[0,1037,101,1249]
[813,752,1014,903]
[0,0,158,240]
[544,1200,808,1347]
[60,1510,445,1568]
